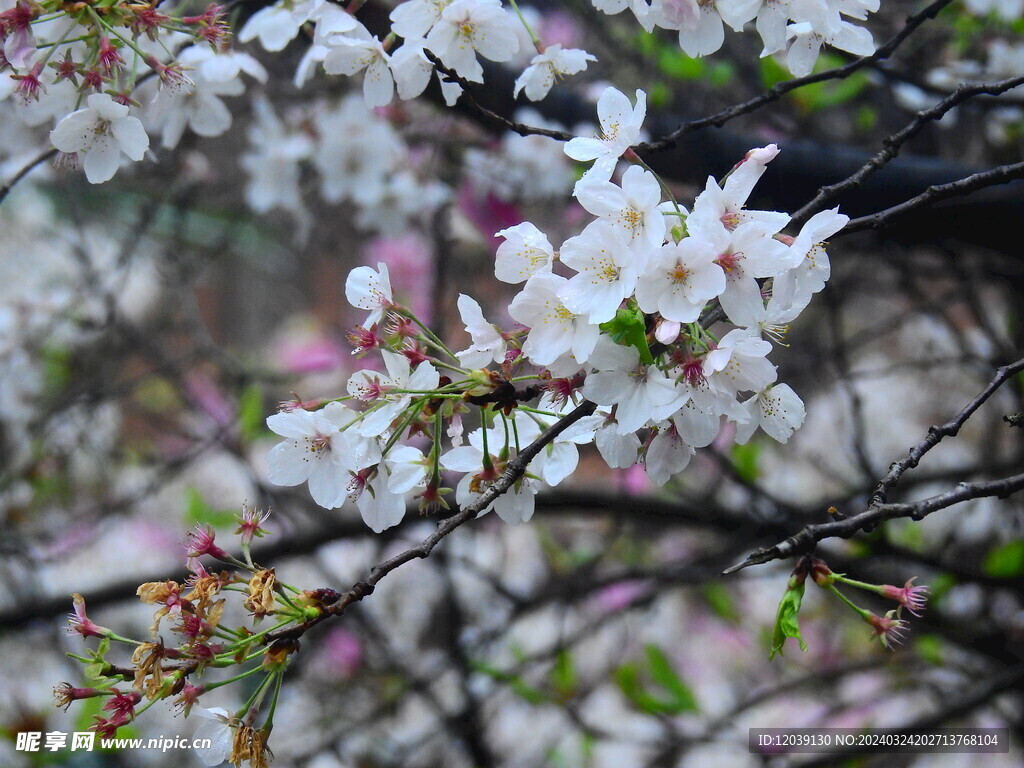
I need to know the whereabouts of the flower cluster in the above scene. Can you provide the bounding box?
[771,556,931,657]
[0,0,268,183]
[56,507,327,766]
[264,86,847,531]
[239,93,450,237]
[592,0,878,76]
[241,0,596,106]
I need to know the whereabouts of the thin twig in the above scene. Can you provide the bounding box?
[790,73,1024,227]
[635,0,956,153]
[0,147,57,206]
[841,160,1024,233]
[724,357,1024,574]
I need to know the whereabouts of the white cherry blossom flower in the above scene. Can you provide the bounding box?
[677,0,760,58]
[772,207,847,314]
[574,164,666,249]
[347,350,439,437]
[582,341,684,434]
[149,47,267,150]
[425,0,520,83]
[455,294,506,368]
[714,221,794,328]
[239,0,326,52]
[193,707,233,767]
[514,44,597,101]
[49,93,149,184]
[645,422,695,485]
[557,220,639,323]
[703,328,777,396]
[634,236,726,323]
[508,272,600,366]
[687,145,789,243]
[734,383,805,444]
[390,38,435,100]
[391,0,453,39]
[322,26,394,107]
[355,445,427,532]
[266,402,378,509]
[345,262,394,327]
[494,222,555,283]
[564,87,646,182]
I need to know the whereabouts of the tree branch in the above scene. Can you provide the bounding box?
[841,160,1024,234]
[790,73,1024,228]
[724,357,1024,574]
[634,0,956,153]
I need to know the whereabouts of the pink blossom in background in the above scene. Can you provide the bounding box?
[185,372,234,427]
[457,181,523,247]
[620,463,652,495]
[595,580,647,612]
[316,626,364,679]
[540,11,582,50]
[269,318,345,374]
[363,234,435,322]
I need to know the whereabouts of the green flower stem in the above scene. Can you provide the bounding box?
[829,574,885,595]
[238,672,275,718]
[508,0,543,52]
[824,583,872,620]
[217,619,293,655]
[261,671,285,731]
[199,664,265,693]
[403,309,458,361]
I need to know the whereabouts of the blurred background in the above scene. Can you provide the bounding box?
[1,1,1023,766]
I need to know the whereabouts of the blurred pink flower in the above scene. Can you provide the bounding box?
[269,318,345,373]
[596,581,646,612]
[363,234,434,322]
[457,182,523,247]
[620,464,652,495]
[317,626,364,679]
[540,11,582,49]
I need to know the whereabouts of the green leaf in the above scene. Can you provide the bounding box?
[470,659,547,704]
[701,582,740,623]
[730,440,760,483]
[599,308,653,365]
[658,48,704,80]
[983,540,1024,578]
[913,634,944,666]
[644,645,698,712]
[550,649,577,699]
[238,383,266,443]
[770,577,808,660]
[614,645,699,715]
[184,487,238,528]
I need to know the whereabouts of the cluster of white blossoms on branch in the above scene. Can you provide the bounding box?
[593,0,879,75]
[265,86,848,533]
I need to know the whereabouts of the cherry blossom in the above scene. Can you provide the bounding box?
[425,0,520,83]
[49,93,149,184]
[345,263,395,328]
[564,87,647,183]
[513,44,596,101]
[508,272,600,366]
[455,294,507,368]
[634,236,726,323]
[557,220,640,323]
[573,165,666,249]
[494,222,556,283]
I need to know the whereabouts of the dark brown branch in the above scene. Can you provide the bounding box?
[724,357,1024,574]
[841,160,1024,234]
[264,399,598,642]
[635,0,956,153]
[790,73,1024,228]
[0,147,57,206]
